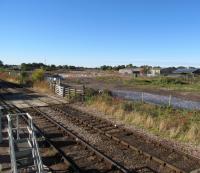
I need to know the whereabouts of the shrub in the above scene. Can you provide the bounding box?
[121,102,133,112]
[32,68,45,82]
[85,88,98,97]
[153,77,188,85]
[19,71,29,85]
[101,89,112,96]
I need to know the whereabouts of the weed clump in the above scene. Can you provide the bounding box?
[121,102,133,112]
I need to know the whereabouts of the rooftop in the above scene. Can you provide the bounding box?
[173,68,200,74]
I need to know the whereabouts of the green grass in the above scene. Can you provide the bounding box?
[96,76,200,92]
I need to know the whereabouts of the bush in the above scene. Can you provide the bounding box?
[101,89,112,96]
[121,102,133,112]
[19,71,29,85]
[84,88,98,102]
[85,88,98,97]
[153,77,188,85]
[32,68,45,82]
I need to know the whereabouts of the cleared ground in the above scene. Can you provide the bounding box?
[61,70,200,102]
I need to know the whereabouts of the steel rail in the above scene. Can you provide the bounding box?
[0,92,134,173]
[28,105,134,173]
[51,105,200,173]
[0,96,81,173]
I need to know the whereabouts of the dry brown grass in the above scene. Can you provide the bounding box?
[33,81,52,93]
[185,124,200,142]
[145,116,154,128]
[0,72,19,84]
[86,95,200,145]
[169,126,181,138]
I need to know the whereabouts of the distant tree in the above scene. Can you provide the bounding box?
[21,63,28,71]
[57,65,63,69]
[141,65,152,74]
[32,68,45,82]
[19,71,29,84]
[68,66,76,70]
[0,60,3,66]
[21,62,46,71]
[177,66,185,69]
[63,65,69,69]
[126,64,133,68]
[100,65,113,70]
[189,67,196,69]
[153,66,161,69]
[46,64,56,71]
[100,65,106,70]
[118,65,126,69]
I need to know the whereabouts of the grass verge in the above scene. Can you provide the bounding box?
[85,92,200,145]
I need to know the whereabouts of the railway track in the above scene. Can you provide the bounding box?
[27,103,199,173]
[0,98,78,172]
[0,97,133,172]
[1,80,200,173]
[45,104,200,173]
[24,105,132,173]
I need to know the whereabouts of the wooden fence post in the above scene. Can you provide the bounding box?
[62,86,65,97]
[82,85,85,102]
[168,95,172,107]
[141,92,144,103]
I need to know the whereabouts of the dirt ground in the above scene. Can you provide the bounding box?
[64,76,200,102]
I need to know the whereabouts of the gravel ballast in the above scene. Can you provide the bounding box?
[39,107,155,170]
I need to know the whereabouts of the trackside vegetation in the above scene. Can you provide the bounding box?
[84,89,200,145]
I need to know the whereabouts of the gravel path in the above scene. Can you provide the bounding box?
[112,89,200,110]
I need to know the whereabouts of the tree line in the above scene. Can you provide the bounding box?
[0,60,198,72]
[20,63,85,71]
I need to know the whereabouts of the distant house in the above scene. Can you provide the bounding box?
[119,68,143,77]
[147,68,160,77]
[173,68,200,80]
[160,67,177,76]
[173,68,200,75]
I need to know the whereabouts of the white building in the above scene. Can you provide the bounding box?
[147,68,160,77]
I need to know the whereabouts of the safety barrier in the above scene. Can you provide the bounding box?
[7,113,44,173]
[55,85,65,97]
[49,82,85,102]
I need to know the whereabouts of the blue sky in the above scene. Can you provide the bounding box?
[0,0,200,67]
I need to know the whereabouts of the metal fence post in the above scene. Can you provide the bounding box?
[17,114,19,140]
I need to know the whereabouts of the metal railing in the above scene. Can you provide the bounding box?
[26,113,44,173]
[7,113,45,173]
[7,115,17,173]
